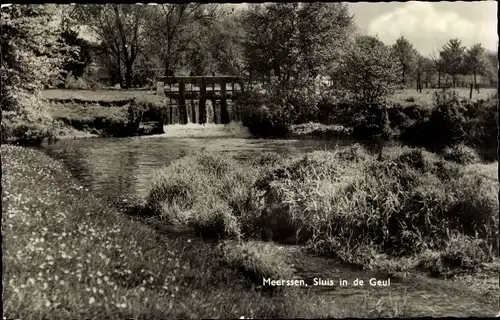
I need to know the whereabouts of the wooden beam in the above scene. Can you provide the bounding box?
[156,76,241,85]
[220,81,229,124]
[199,80,207,124]
[179,80,188,124]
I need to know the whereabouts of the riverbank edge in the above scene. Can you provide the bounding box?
[3,145,343,319]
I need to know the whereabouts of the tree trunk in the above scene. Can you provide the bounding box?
[125,64,133,89]
[438,71,441,88]
[164,60,173,77]
[116,55,123,88]
[474,72,479,93]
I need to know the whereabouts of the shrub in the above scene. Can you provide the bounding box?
[1,109,56,145]
[190,197,242,239]
[238,91,292,137]
[130,98,169,124]
[218,240,295,291]
[1,5,68,145]
[443,144,481,165]
[252,146,498,272]
[350,104,394,140]
[237,88,319,137]
[146,154,257,238]
[418,233,493,277]
[64,69,103,90]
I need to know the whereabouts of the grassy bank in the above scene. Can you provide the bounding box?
[146,146,499,277]
[4,145,381,318]
[45,97,167,139]
[238,88,498,162]
[389,88,497,107]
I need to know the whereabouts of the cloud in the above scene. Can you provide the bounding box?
[368,2,498,54]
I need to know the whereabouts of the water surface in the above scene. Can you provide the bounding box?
[41,124,498,317]
[43,124,352,199]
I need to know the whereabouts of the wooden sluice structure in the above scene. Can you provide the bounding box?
[155,76,244,125]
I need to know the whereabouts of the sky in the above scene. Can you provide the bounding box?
[73,2,498,57]
[347,1,497,55]
[235,2,498,56]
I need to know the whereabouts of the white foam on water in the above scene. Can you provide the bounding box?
[139,121,252,139]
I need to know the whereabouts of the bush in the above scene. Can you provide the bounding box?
[251,146,498,271]
[64,69,103,90]
[237,89,319,137]
[238,91,292,137]
[146,154,257,238]
[443,144,481,165]
[190,197,242,240]
[145,148,498,275]
[218,240,295,291]
[130,98,169,124]
[419,233,493,277]
[351,104,394,140]
[50,103,134,137]
[1,5,65,145]
[398,93,497,159]
[1,94,56,145]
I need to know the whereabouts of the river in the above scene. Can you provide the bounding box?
[41,123,498,317]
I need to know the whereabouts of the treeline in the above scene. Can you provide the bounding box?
[55,3,497,90]
[1,4,498,145]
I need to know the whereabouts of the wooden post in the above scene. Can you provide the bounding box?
[190,83,196,123]
[469,83,473,99]
[179,80,188,124]
[212,82,217,124]
[231,82,235,121]
[199,79,207,124]
[221,81,229,124]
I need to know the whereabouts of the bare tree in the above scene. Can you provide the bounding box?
[144,4,222,77]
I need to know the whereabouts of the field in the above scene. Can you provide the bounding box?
[41,88,498,105]
[41,89,158,102]
[389,87,497,107]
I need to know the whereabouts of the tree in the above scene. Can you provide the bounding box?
[144,4,222,77]
[439,38,466,88]
[392,35,417,87]
[72,4,149,88]
[1,4,70,144]
[242,3,354,92]
[463,43,487,89]
[58,29,95,84]
[414,51,432,92]
[484,50,498,87]
[333,35,400,106]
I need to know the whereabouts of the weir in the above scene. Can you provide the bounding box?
[155,76,245,125]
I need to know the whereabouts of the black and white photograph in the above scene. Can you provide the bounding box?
[1,1,498,318]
